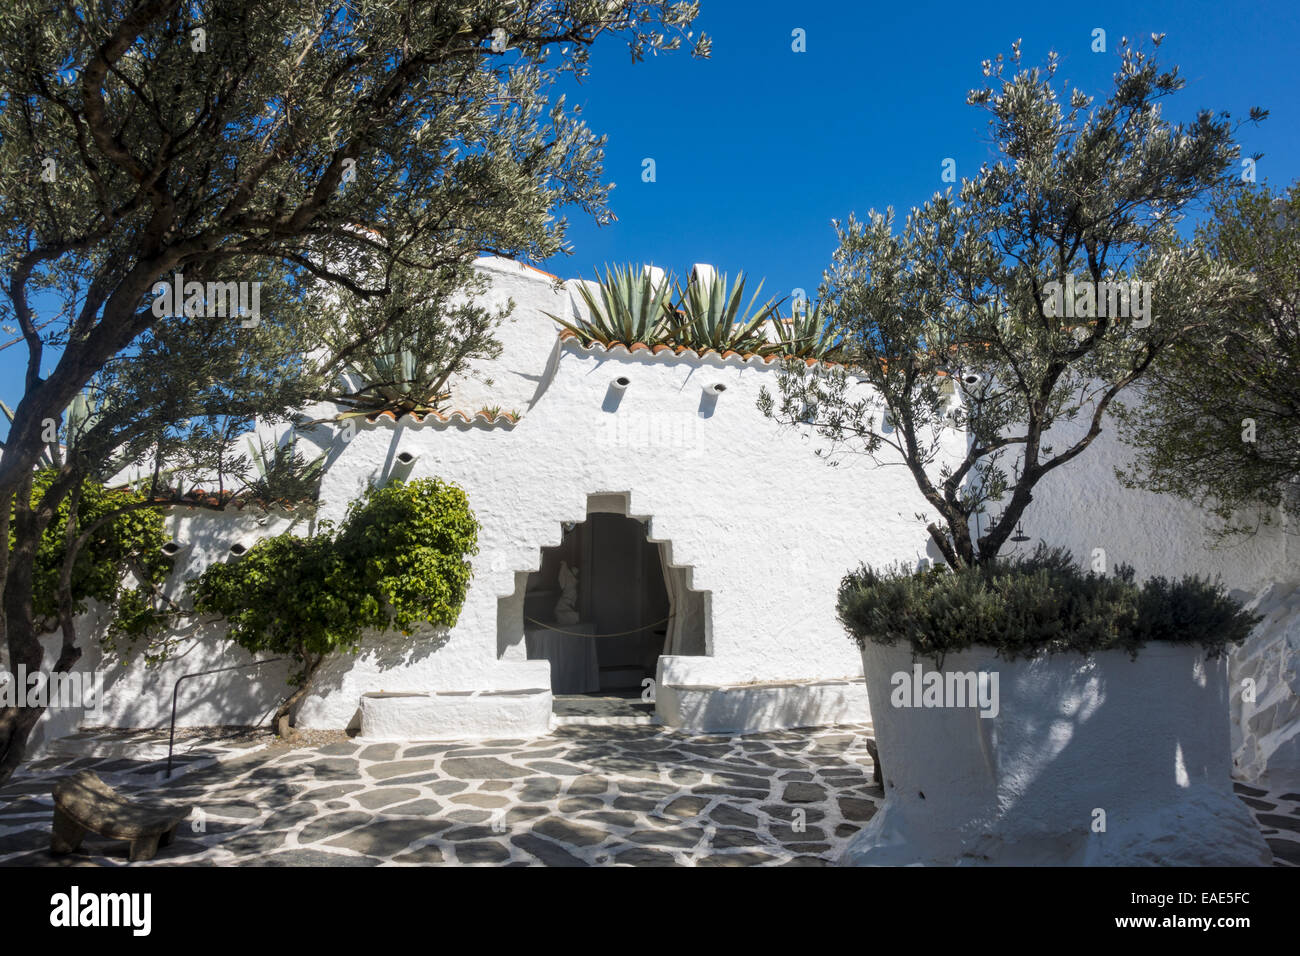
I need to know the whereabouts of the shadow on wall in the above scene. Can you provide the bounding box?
[290,620,455,732]
[94,614,293,731]
[998,652,1261,865]
[25,609,114,755]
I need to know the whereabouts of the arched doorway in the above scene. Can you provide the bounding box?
[496,499,708,721]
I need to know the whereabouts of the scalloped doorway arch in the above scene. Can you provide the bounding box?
[496,492,711,701]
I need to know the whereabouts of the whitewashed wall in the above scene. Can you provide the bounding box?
[27,507,312,752]
[294,333,965,728]
[46,257,1297,772]
[1012,409,1291,595]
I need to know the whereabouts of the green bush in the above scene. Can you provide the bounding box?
[190,477,479,726]
[189,531,354,683]
[332,477,480,635]
[836,545,1260,663]
[19,470,172,638]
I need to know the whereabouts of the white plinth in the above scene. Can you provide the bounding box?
[358,688,552,741]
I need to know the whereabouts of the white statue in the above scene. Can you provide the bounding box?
[554,561,580,625]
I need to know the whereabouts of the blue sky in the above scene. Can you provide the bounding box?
[538,0,1300,298]
[3,0,1298,436]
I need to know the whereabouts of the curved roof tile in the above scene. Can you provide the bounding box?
[556,331,843,371]
[360,408,520,429]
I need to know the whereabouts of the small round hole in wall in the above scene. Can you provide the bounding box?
[614,376,631,388]
[160,541,184,558]
[709,383,727,394]
[396,450,417,466]
[229,542,249,557]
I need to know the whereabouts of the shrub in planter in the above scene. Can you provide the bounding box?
[837,545,1260,663]
[836,548,1271,866]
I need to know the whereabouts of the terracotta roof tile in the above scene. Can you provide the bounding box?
[555,332,960,380]
[360,408,520,429]
[521,263,559,281]
[556,330,845,370]
[104,486,319,514]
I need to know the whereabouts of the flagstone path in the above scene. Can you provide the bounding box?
[0,724,1296,866]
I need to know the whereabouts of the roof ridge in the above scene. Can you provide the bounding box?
[104,486,320,513]
[362,407,520,428]
[556,330,845,370]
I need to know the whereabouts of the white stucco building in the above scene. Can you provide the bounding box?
[27,257,1300,783]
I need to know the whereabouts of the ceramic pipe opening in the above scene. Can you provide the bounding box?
[160,540,186,558]
[612,376,631,390]
[228,541,250,558]
[396,449,419,466]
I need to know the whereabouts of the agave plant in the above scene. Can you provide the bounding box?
[336,327,454,418]
[546,263,675,346]
[243,432,326,501]
[667,269,784,354]
[769,297,842,360]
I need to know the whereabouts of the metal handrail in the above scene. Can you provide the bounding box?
[166,658,284,778]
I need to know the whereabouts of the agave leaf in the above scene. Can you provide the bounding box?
[671,270,783,352]
[247,435,269,478]
[545,263,674,346]
[772,298,841,360]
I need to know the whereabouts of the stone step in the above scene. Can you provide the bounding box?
[552,693,658,727]
[553,713,660,727]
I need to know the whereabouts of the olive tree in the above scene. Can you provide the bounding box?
[761,37,1262,569]
[0,0,705,780]
[1115,180,1300,537]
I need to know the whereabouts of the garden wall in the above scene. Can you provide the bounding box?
[26,507,307,754]
[293,328,966,731]
[30,257,1296,777]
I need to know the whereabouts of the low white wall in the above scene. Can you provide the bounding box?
[656,656,869,734]
[358,689,553,741]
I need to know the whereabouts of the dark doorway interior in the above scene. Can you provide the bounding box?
[523,512,671,696]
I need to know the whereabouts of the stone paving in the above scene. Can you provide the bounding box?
[0,723,1296,867]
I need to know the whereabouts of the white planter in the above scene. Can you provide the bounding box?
[840,641,1272,866]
